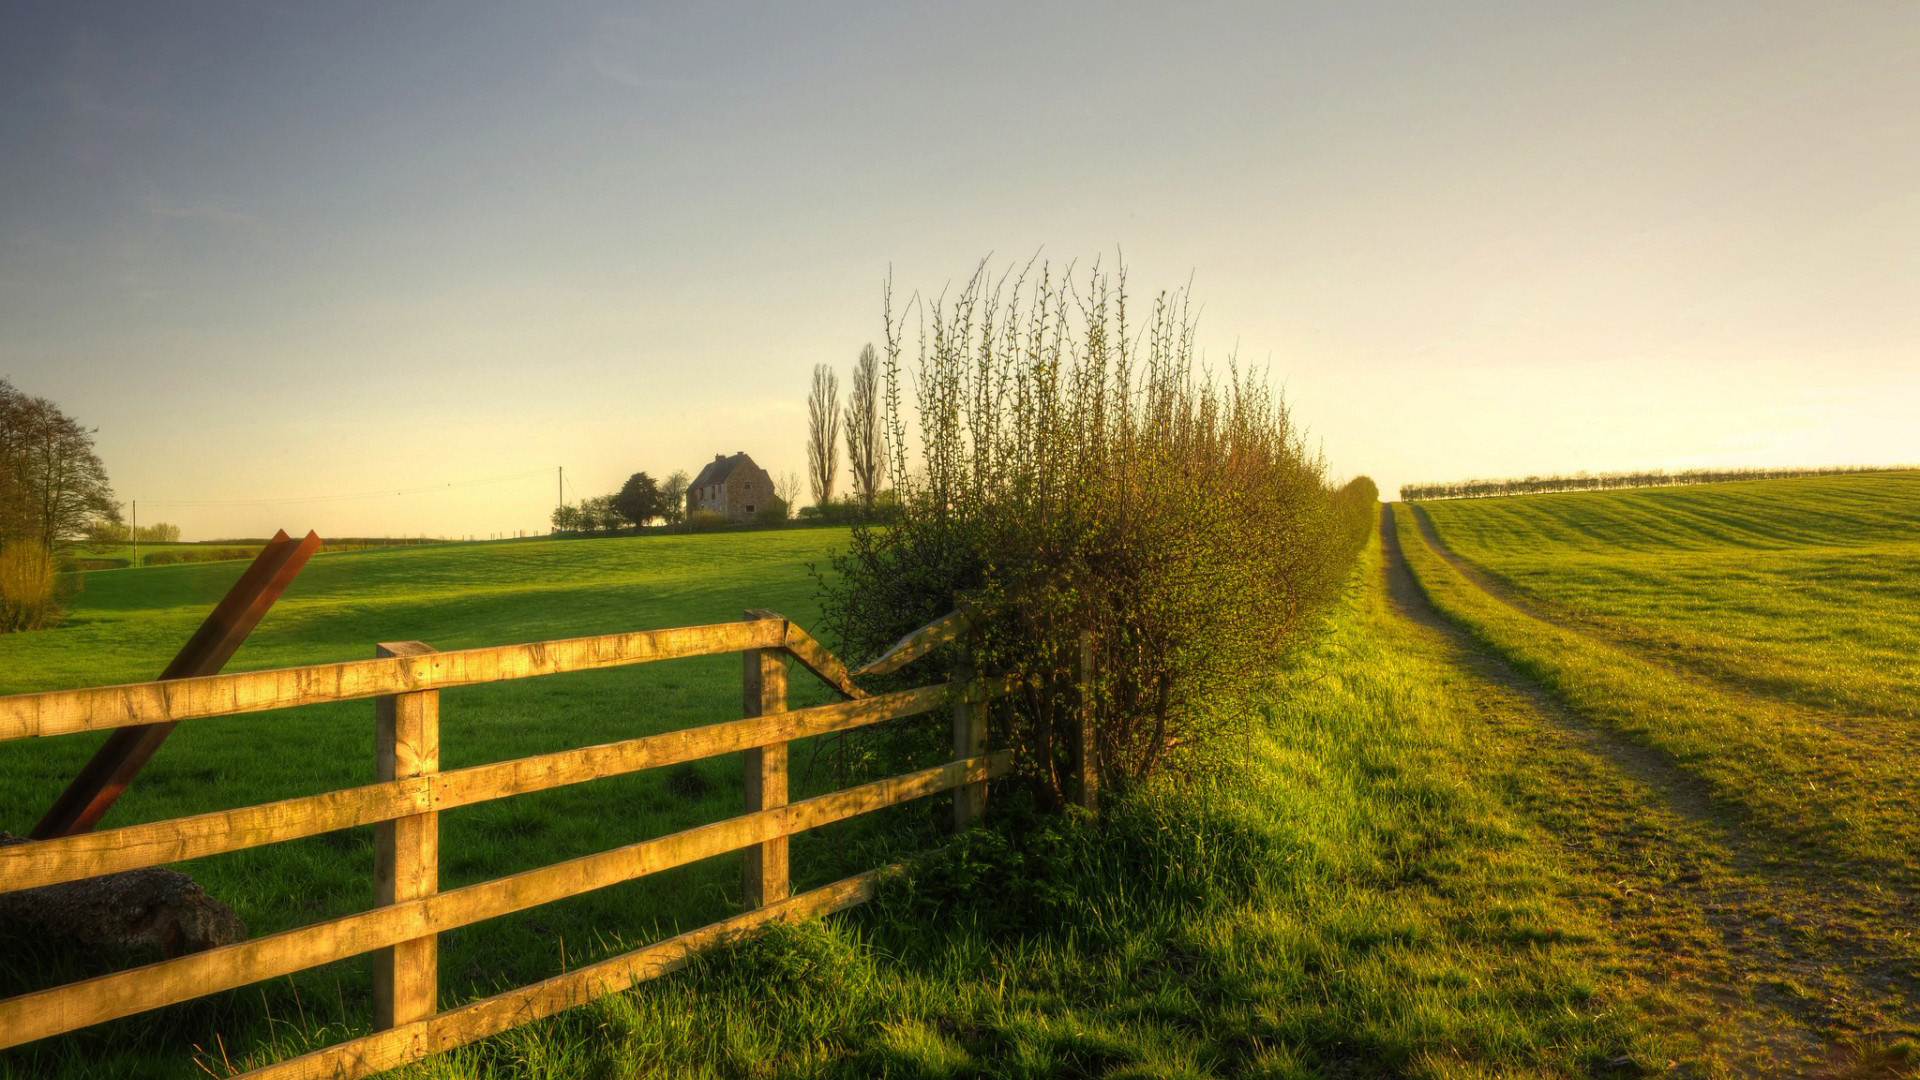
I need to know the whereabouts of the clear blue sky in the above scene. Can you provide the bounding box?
[3,1,1914,538]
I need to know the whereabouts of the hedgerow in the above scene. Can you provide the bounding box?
[818,260,1376,802]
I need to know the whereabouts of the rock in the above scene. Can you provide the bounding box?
[0,832,246,959]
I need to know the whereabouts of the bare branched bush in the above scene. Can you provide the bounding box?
[819,260,1376,802]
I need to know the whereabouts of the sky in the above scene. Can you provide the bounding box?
[1,1,1914,540]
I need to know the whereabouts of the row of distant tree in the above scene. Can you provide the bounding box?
[84,520,182,545]
[1399,464,1911,502]
[551,470,690,535]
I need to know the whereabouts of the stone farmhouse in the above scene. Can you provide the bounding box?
[687,452,774,522]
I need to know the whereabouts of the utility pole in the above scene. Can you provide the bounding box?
[131,500,137,569]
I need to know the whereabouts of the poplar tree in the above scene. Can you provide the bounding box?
[807,364,840,507]
[844,343,886,513]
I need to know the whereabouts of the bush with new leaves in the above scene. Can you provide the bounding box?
[818,261,1377,802]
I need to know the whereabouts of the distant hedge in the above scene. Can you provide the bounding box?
[62,558,129,572]
[142,547,259,566]
[1400,464,1914,502]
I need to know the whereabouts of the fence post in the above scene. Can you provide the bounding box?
[952,646,988,831]
[742,609,789,908]
[374,640,439,1031]
[1072,631,1099,811]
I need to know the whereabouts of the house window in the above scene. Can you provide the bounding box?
[745,504,755,513]
[745,481,752,491]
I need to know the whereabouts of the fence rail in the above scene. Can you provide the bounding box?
[0,608,1009,1078]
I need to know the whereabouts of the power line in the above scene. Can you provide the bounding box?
[137,468,554,508]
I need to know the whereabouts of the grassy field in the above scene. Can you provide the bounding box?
[1414,472,1920,721]
[2,527,1698,1079]
[10,478,1920,1077]
[1392,500,1920,881]
[346,529,1683,1078]
[1393,474,1920,1074]
[2,529,958,1078]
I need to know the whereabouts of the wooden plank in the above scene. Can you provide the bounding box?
[372,642,438,1031]
[0,777,424,893]
[0,752,1012,1048]
[742,609,789,908]
[236,870,888,1080]
[0,680,1020,892]
[952,656,987,831]
[780,622,865,699]
[850,609,971,677]
[0,620,786,742]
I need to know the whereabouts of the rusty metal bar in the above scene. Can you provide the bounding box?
[30,529,323,838]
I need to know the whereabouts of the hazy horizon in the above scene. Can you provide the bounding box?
[4,2,1914,540]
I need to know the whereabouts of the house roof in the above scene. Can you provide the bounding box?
[690,452,758,489]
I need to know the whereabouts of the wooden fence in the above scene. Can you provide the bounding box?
[0,608,1012,1078]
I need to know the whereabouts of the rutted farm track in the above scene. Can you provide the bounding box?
[1380,505,1920,1078]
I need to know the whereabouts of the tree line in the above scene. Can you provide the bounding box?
[551,470,687,535]
[1399,464,1913,502]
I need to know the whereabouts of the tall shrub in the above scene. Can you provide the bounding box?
[0,544,57,632]
[819,261,1374,801]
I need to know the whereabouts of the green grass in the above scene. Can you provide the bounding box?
[339,532,1670,1079]
[3,529,963,1079]
[1415,472,1920,720]
[1392,478,1920,1071]
[1,529,1679,1077]
[1391,498,1920,886]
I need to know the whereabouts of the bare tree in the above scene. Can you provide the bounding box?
[807,364,840,507]
[777,471,802,508]
[844,343,886,513]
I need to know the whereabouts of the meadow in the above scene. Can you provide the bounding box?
[1,526,1691,1078]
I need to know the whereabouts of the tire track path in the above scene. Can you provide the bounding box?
[1380,505,1920,1078]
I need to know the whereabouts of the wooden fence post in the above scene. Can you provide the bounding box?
[742,610,789,908]
[374,641,439,1031]
[1072,631,1099,812]
[952,648,988,831]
